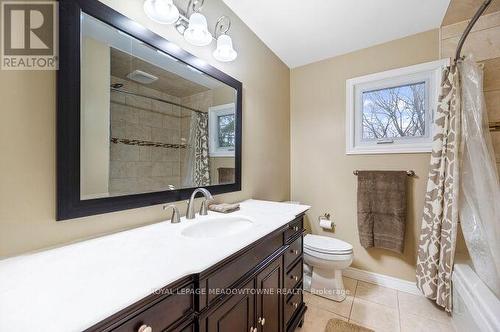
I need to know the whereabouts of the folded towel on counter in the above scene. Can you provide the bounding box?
[208,202,240,213]
[357,171,408,253]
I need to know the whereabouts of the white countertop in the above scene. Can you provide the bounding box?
[0,200,309,332]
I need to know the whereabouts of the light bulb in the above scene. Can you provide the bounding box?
[143,0,179,25]
[184,13,212,46]
[213,34,237,62]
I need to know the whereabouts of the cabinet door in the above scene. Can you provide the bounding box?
[205,280,256,332]
[256,257,283,332]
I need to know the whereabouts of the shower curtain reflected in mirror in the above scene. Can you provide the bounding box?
[458,56,500,298]
[183,112,211,188]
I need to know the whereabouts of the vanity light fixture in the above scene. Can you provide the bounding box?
[184,12,212,46]
[143,0,180,25]
[143,0,237,62]
[212,16,237,62]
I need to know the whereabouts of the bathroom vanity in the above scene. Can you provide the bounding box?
[0,200,309,332]
[90,213,305,332]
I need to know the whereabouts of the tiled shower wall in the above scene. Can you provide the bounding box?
[109,76,186,195]
[441,10,500,173]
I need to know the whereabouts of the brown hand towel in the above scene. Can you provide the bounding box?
[208,202,240,213]
[357,171,408,253]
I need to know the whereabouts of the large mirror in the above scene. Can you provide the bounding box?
[81,14,236,199]
[57,0,241,220]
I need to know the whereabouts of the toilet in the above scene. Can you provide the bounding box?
[303,234,354,302]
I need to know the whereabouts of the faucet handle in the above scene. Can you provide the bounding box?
[200,198,216,215]
[163,204,181,223]
[200,200,209,215]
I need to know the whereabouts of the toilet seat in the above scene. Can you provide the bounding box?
[303,234,354,302]
[304,234,353,257]
[304,248,353,261]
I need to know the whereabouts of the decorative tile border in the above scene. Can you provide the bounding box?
[111,137,188,149]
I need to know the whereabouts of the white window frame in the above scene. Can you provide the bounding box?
[345,59,449,155]
[208,103,236,157]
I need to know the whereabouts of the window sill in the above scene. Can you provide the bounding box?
[346,143,432,155]
[209,152,235,158]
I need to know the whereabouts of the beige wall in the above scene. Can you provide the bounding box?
[291,30,440,282]
[0,0,290,258]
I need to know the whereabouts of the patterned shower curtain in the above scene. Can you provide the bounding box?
[415,65,461,312]
[183,112,210,187]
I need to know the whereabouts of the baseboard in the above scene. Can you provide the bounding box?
[343,267,421,295]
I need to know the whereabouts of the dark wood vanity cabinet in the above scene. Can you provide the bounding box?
[255,257,283,332]
[87,215,306,332]
[204,279,256,332]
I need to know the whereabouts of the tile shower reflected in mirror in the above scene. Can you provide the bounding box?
[80,13,236,200]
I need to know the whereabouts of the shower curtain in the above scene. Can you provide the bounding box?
[183,112,211,187]
[416,64,461,312]
[458,56,500,298]
[416,55,500,311]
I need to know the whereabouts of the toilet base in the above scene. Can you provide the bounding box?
[310,267,347,302]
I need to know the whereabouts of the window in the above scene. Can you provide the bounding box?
[346,59,449,154]
[209,103,236,157]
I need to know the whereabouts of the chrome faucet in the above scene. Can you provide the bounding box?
[186,188,214,219]
[163,204,181,223]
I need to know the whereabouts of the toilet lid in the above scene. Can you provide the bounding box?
[304,234,353,254]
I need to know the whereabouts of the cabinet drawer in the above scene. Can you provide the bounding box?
[284,286,303,326]
[284,217,303,243]
[285,259,303,291]
[112,284,194,332]
[200,232,283,308]
[175,322,194,332]
[284,235,302,269]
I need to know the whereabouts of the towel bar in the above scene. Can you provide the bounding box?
[353,170,415,176]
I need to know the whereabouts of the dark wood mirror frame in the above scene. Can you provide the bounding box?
[57,0,242,220]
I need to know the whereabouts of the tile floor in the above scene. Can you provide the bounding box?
[298,277,454,332]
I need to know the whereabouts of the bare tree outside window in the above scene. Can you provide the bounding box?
[217,114,235,148]
[361,82,426,140]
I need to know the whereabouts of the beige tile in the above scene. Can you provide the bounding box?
[125,94,151,109]
[110,120,126,138]
[298,305,347,332]
[492,131,500,162]
[110,144,140,162]
[125,123,151,141]
[350,298,399,332]
[400,313,454,332]
[152,162,172,177]
[397,291,451,324]
[110,103,139,124]
[343,276,358,297]
[139,146,152,161]
[304,277,357,318]
[109,178,137,194]
[153,100,173,114]
[135,162,152,178]
[355,281,398,308]
[152,127,169,143]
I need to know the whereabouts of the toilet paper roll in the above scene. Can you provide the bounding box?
[319,218,333,230]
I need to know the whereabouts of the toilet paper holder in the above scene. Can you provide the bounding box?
[319,213,335,231]
[320,213,331,221]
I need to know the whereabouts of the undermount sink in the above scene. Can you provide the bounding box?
[181,216,254,239]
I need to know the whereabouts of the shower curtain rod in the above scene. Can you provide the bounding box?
[110,87,204,114]
[455,0,493,62]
